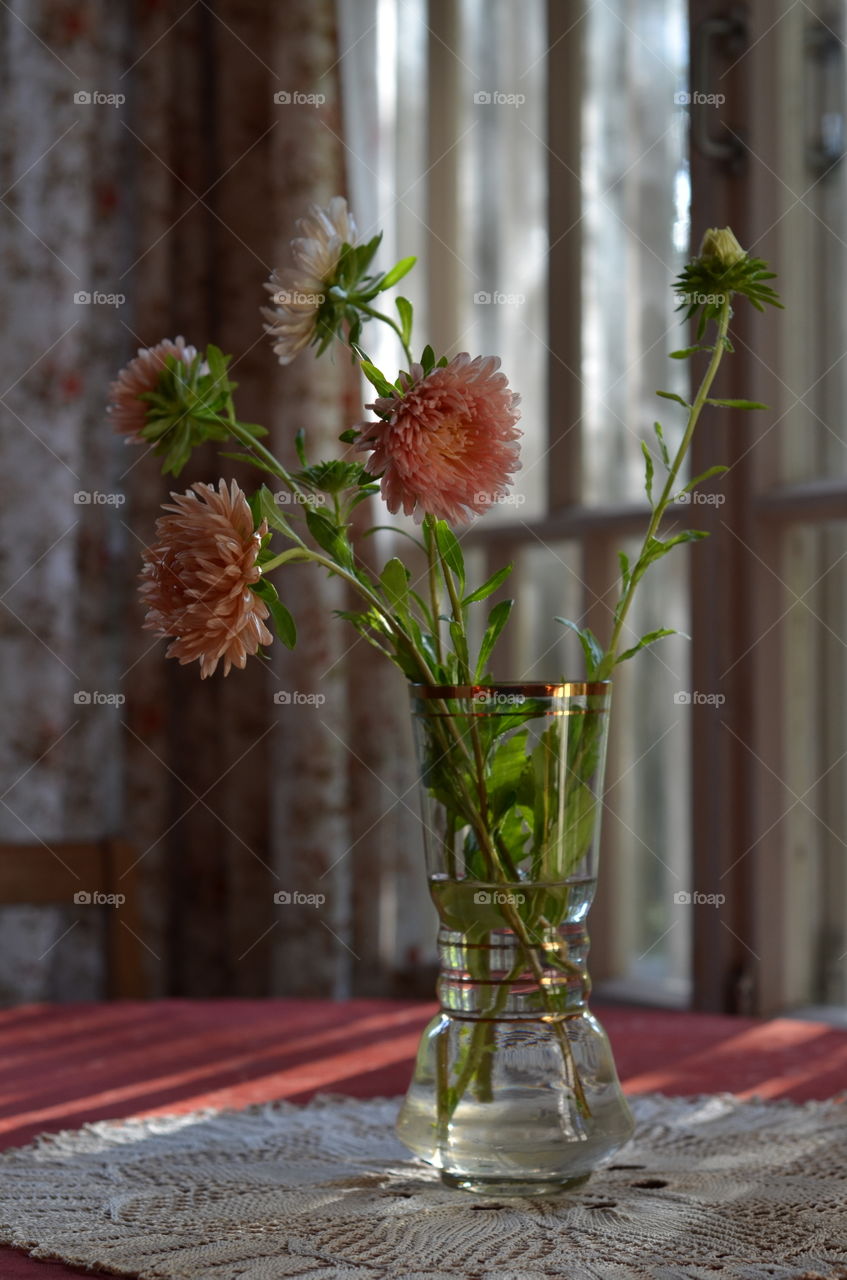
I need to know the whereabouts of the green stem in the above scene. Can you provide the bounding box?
[225,415,304,495]
[424,522,444,669]
[353,302,414,367]
[597,297,733,679]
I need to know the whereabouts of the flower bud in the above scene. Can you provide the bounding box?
[699,227,746,267]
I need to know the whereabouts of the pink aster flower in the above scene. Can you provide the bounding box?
[262,196,358,366]
[359,353,522,525]
[107,336,197,444]
[139,479,272,679]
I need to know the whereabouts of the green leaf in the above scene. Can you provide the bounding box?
[434,521,466,592]
[653,421,671,468]
[618,550,630,591]
[475,599,513,680]
[251,578,296,648]
[204,343,231,383]
[655,390,691,408]
[395,296,413,346]
[354,233,382,276]
[236,421,269,439]
[421,344,436,373]
[487,731,530,818]
[295,459,366,494]
[681,464,729,495]
[555,618,604,679]
[251,484,296,537]
[306,508,354,568]
[669,345,711,359]
[219,451,266,468]
[641,441,654,505]
[705,398,769,410]
[616,627,678,665]
[378,256,416,290]
[295,429,308,467]
[462,564,512,606]
[339,428,359,444]
[650,530,709,559]
[379,557,410,610]
[360,360,396,398]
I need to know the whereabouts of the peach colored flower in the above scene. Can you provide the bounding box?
[140,479,272,678]
[359,354,522,525]
[107,336,197,443]
[262,196,357,365]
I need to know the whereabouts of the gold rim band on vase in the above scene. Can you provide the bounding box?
[409,682,611,699]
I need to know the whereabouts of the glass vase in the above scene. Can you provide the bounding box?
[396,682,634,1195]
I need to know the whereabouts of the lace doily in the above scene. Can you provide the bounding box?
[1,1092,846,1280]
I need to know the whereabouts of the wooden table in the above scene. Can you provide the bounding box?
[1,999,845,1278]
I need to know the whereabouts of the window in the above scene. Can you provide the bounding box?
[341,0,847,1014]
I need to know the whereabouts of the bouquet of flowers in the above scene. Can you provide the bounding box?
[108,205,780,1189]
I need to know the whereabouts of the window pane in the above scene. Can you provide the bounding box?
[511,540,583,681]
[600,535,692,1002]
[457,0,548,520]
[780,521,847,1008]
[582,0,690,504]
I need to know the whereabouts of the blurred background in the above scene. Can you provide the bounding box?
[0,0,844,1019]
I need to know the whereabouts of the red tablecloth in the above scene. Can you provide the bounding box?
[1,999,845,1278]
